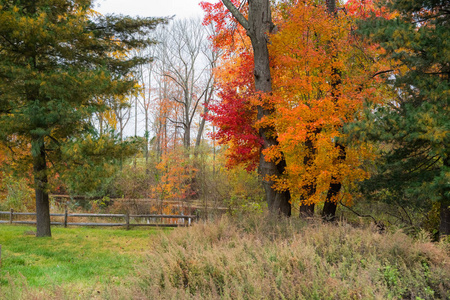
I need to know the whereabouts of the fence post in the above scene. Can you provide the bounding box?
[9,208,13,224]
[64,205,68,228]
[188,217,191,227]
[125,211,130,230]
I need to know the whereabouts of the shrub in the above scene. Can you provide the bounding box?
[0,176,34,211]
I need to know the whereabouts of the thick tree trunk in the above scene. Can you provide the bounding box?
[33,140,51,237]
[222,0,291,216]
[250,0,291,216]
[322,143,345,220]
[322,183,340,220]
[260,155,291,216]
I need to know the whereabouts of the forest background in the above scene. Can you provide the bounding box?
[0,0,448,241]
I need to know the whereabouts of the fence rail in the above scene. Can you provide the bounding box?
[0,208,196,228]
[50,195,230,211]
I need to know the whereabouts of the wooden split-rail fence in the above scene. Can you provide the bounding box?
[0,208,197,229]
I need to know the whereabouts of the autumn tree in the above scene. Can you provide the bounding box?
[265,0,390,218]
[0,0,166,237]
[203,0,392,218]
[203,0,291,216]
[354,0,450,237]
[154,18,217,151]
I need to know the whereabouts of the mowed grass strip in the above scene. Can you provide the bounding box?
[0,225,168,288]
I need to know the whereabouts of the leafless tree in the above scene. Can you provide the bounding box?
[155,18,217,151]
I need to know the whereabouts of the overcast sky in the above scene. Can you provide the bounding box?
[94,0,207,19]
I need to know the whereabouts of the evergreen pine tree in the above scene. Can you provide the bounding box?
[0,0,166,237]
[355,0,449,237]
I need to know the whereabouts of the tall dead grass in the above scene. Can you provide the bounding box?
[129,214,450,299]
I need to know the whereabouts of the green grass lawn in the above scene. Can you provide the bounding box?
[0,225,168,292]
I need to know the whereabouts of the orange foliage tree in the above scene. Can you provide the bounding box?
[266,0,389,213]
[202,0,390,216]
[151,148,198,202]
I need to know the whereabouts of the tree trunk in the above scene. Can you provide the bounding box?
[321,0,342,221]
[145,109,149,164]
[300,203,315,217]
[195,117,206,149]
[195,79,215,157]
[119,117,123,142]
[322,184,339,220]
[194,101,209,157]
[99,115,103,136]
[260,156,291,216]
[184,123,190,150]
[223,0,291,216]
[145,67,151,167]
[299,131,317,217]
[250,0,291,216]
[440,156,450,238]
[33,139,51,237]
[322,143,345,220]
[134,94,138,169]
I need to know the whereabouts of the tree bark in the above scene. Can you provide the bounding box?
[195,110,207,149]
[299,131,317,217]
[222,0,291,216]
[33,139,51,237]
[299,203,315,217]
[184,105,191,149]
[145,63,151,167]
[322,186,339,220]
[321,0,342,221]
[195,81,215,154]
[322,142,345,220]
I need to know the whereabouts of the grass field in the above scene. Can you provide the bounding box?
[0,225,169,298]
[1,216,449,299]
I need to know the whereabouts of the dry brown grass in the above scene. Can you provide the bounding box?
[125,214,450,299]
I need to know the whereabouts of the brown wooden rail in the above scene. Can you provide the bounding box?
[0,208,197,228]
